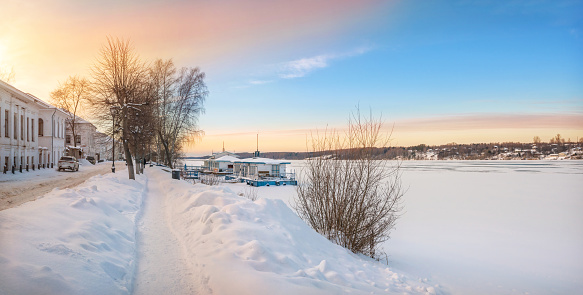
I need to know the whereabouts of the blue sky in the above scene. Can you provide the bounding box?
[192,0,582,154]
[1,0,582,154]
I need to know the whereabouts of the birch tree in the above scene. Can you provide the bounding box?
[149,59,207,168]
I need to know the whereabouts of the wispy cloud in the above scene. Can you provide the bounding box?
[278,46,373,79]
[236,46,373,88]
[279,55,331,78]
[249,80,273,85]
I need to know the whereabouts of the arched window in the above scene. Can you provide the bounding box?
[38,119,44,136]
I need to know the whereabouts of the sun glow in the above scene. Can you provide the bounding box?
[0,41,7,64]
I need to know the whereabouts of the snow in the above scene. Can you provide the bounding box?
[0,165,437,295]
[154,168,436,294]
[78,158,93,166]
[209,160,583,295]
[2,160,582,295]
[0,172,146,295]
[235,157,291,165]
[213,155,240,162]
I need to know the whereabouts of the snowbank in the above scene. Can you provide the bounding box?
[78,158,93,166]
[150,168,437,294]
[0,172,146,295]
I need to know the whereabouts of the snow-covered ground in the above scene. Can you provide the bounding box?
[209,160,583,295]
[0,165,437,295]
[0,161,119,210]
[0,172,145,295]
[1,160,581,294]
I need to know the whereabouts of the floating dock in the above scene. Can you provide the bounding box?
[225,175,297,187]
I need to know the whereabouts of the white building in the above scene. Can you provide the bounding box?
[1,80,67,173]
[203,150,239,171]
[65,116,98,160]
[36,98,67,168]
[233,157,290,180]
[207,155,239,173]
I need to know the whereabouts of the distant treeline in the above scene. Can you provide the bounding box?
[183,140,582,160]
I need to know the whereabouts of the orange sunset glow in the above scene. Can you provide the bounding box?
[1,0,581,155]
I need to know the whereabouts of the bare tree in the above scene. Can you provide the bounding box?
[0,65,15,83]
[294,108,403,259]
[126,80,157,175]
[533,136,541,145]
[90,37,147,180]
[50,76,90,148]
[149,59,207,168]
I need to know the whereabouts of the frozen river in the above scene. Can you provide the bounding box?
[185,160,583,294]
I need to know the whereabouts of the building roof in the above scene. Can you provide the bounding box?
[213,155,240,162]
[235,157,291,165]
[210,151,239,159]
[0,79,37,104]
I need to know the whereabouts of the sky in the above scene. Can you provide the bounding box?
[1,0,582,156]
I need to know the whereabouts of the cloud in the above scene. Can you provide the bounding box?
[279,55,331,79]
[278,46,373,79]
[249,80,273,85]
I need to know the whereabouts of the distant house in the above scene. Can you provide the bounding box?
[208,155,239,173]
[65,116,97,159]
[233,157,291,180]
[203,150,239,171]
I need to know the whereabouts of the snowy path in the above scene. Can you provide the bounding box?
[133,170,198,295]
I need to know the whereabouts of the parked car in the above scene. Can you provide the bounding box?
[86,156,96,165]
[58,156,79,172]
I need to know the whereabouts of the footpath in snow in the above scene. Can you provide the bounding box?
[0,166,438,295]
[132,170,199,294]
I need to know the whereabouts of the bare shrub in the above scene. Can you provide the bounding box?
[238,187,259,201]
[200,174,221,186]
[294,108,403,259]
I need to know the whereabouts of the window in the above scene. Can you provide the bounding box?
[27,117,30,142]
[21,114,24,140]
[272,165,280,177]
[14,113,17,139]
[75,135,81,144]
[31,119,35,142]
[5,110,9,137]
[66,135,71,144]
[38,119,43,136]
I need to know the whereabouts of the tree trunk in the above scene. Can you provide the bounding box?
[124,140,135,179]
[158,130,173,169]
[122,117,135,180]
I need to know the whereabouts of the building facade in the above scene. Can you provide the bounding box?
[0,80,67,173]
[65,117,97,159]
[36,99,67,168]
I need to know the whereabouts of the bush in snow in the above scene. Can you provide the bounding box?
[294,108,403,259]
[200,174,221,186]
[238,187,259,201]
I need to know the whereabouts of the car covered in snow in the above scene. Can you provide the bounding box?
[58,156,79,172]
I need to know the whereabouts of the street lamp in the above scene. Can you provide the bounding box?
[110,107,116,173]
